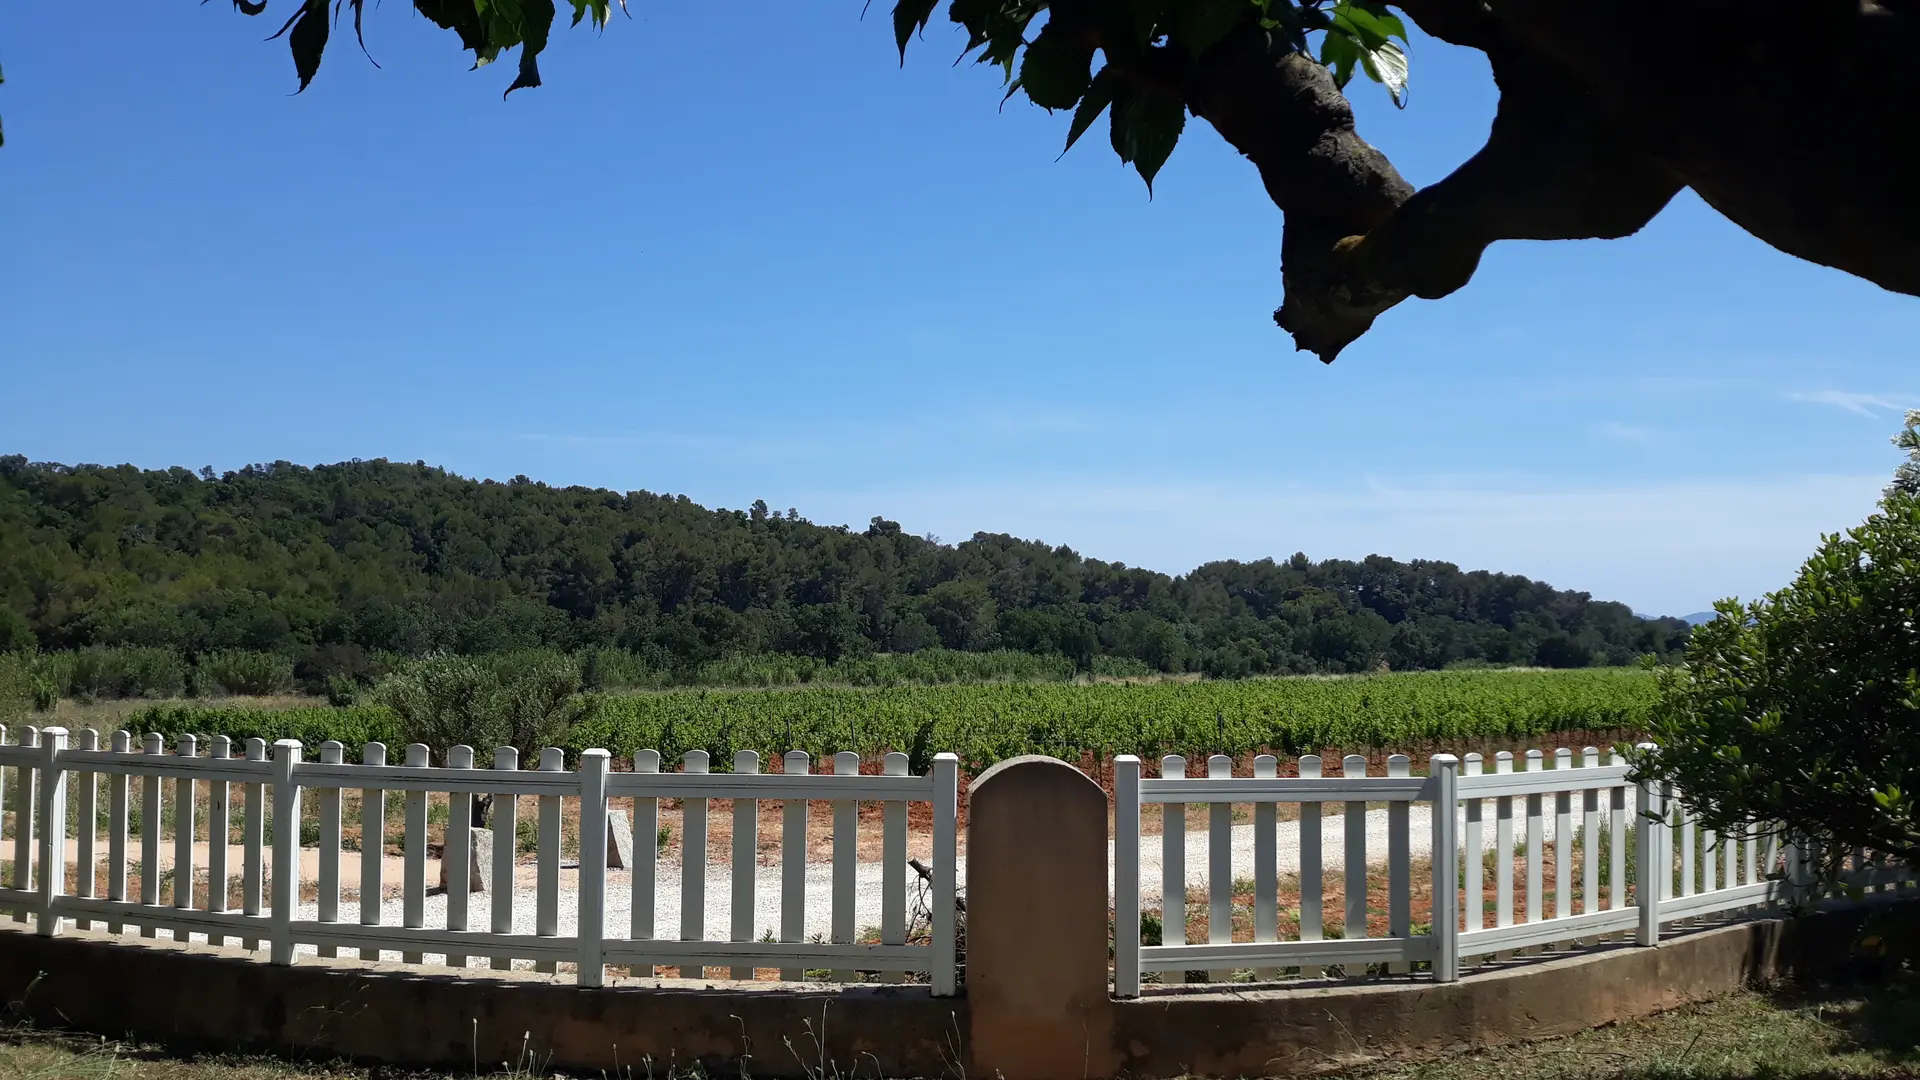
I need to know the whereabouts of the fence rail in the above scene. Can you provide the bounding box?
[0,725,960,995]
[1112,746,1918,998]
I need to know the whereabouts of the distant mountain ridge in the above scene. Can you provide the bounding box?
[0,455,1693,680]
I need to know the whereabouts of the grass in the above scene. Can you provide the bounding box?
[0,981,1912,1078]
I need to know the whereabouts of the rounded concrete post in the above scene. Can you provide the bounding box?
[967,755,1120,1080]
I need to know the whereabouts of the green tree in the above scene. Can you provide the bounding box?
[1633,498,1920,879]
[120,0,1914,364]
[374,652,599,825]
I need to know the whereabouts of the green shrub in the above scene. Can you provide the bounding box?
[119,703,402,750]
[200,650,295,696]
[1634,495,1920,879]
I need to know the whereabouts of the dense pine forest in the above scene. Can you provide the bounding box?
[0,456,1691,691]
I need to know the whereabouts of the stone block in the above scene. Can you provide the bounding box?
[606,809,635,869]
[438,827,493,893]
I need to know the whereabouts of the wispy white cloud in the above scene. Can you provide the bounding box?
[1597,422,1653,443]
[792,472,1886,617]
[1785,390,1911,417]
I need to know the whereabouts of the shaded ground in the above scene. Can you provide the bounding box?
[0,980,1912,1079]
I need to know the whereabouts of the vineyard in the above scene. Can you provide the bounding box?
[115,668,1659,771]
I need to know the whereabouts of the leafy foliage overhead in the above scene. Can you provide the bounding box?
[223,0,625,94]
[220,0,1406,190]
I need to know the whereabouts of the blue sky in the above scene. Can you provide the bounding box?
[4,3,1915,617]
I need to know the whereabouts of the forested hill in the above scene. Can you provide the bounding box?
[0,456,1690,679]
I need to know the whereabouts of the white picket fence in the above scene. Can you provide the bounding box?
[1112,747,1918,997]
[0,725,960,994]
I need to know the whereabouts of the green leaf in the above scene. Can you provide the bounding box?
[1108,81,1185,195]
[1318,28,1360,90]
[1358,38,1408,105]
[1019,22,1095,111]
[892,0,941,62]
[1062,63,1117,154]
[1172,0,1250,55]
[506,0,557,96]
[266,0,331,93]
[568,0,618,28]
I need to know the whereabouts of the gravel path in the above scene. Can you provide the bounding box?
[248,806,1563,967]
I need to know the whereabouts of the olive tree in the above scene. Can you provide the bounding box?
[374,651,599,826]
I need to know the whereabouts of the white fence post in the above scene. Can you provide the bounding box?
[402,743,429,965]
[74,728,100,933]
[578,748,610,988]
[491,745,519,972]
[316,741,343,959]
[139,732,161,938]
[270,739,302,966]
[1429,754,1460,982]
[777,750,807,982]
[1113,754,1142,999]
[535,746,566,974]
[930,753,959,997]
[358,741,387,963]
[445,744,474,969]
[35,728,69,936]
[1635,751,1663,947]
[11,726,38,922]
[732,750,761,981]
[207,735,231,947]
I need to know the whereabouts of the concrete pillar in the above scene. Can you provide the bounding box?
[966,755,1120,1080]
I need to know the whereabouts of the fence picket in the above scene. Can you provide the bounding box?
[107,730,130,934]
[679,750,709,979]
[269,740,301,965]
[317,741,343,959]
[930,754,959,998]
[1552,749,1572,923]
[1207,754,1233,982]
[578,749,610,988]
[139,732,160,938]
[1430,754,1460,983]
[1495,752,1515,932]
[74,729,100,933]
[491,746,520,972]
[1581,748,1600,920]
[174,734,197,937]
[778,750,807,981]
[732,750,760,980]
[357,742,386,963]
[831,750,859,982]
[535,746,565,974]
[35,729,69,936]
[11,727,37,924]
[1463,753,1483,933]
[206,735,231,947]
[1160,755,1187,986]
[1299,755,1323,953]
[402,744,430,965]
[1609,752,1628,913]
[1387,755,1411,974]
[1679,804,1699,900]
[445,744,474,969]
[1253,754,1279,981]
[881,751,908,984]
[1344,755,1368,953]
[1114,755,1142,998]
[1522,749,1545,927]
